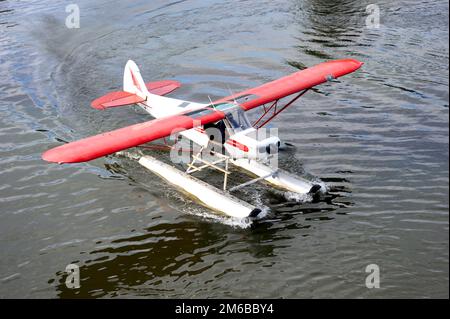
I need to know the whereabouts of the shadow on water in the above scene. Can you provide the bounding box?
[50,217,296,298]
[50,148,353,298]
[50,165,353,298]
[52,219,223,298]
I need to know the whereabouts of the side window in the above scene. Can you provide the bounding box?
[237,109,251,129]
[226,110,251,131]
[227,112,238,129]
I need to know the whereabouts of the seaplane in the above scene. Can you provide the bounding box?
[42,58,363,220]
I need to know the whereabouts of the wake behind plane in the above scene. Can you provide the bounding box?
[42,59,363,219]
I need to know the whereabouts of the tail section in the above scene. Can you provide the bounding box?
[91,60,181,110]
[123,60,149,99]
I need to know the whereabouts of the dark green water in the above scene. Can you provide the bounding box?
[0,0,448,298]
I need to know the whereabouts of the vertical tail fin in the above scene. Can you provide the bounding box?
[123,60,149,99]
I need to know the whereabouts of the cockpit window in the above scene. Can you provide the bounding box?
[212,102,236,112]
[225,109,251,131]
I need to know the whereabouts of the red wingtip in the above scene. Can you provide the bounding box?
[339,58,364,70]
[42,148,63,164]
[42,146,76,164]
[351,59,364,69]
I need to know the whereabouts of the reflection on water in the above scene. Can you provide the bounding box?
[0,0,448,298]
[51,160,355,298]
[52,194,348,298]
[54,220,229,298]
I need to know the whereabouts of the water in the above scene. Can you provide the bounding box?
[0,0,448,298]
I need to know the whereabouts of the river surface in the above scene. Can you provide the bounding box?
[0,0,448,298]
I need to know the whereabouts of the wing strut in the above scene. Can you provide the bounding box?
[252,89,310,128]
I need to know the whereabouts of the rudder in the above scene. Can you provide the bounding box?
[123,60,149,99]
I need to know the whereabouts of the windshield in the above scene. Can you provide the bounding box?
[225,109,251,132]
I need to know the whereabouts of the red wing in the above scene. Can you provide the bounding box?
[91,80,181,110]
[42,107,225,163]
[214,59,363,111]
[44,60,363,163]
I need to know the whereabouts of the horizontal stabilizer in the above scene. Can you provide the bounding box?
[145,80,181,96]
[91,80,181,110]
[91,91,145,110]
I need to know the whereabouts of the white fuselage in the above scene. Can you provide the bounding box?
[139,93,281,161]
[139,93,212,147]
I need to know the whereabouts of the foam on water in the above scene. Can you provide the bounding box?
[283,191,313,203]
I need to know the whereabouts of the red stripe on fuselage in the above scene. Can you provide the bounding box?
[226,139,249,152]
